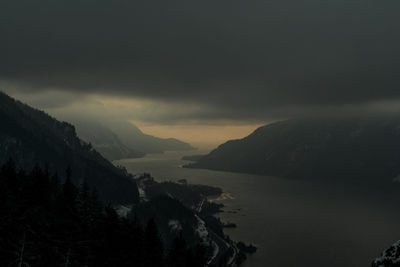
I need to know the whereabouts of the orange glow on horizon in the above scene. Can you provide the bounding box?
[132,122,265,150]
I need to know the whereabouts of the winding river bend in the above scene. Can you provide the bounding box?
[117,151,400,267]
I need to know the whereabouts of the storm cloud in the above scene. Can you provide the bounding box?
[1,0,400,122]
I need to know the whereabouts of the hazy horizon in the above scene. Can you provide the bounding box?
[2,0,400,150]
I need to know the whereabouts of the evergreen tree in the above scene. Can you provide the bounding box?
[1,158,18,194]
[144,218,165,267]
[167,233,188,267]
[0,161,208,267]
[62,166,77,211]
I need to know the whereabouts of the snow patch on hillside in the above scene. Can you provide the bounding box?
[135,173,153,202]
[168,220,183,232]
[195,215,209,241]
[116,205,132,218]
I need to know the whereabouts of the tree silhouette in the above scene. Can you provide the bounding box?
[144,218,165,267]
[0,161,208,267]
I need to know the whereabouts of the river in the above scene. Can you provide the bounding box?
[116,151,400,267]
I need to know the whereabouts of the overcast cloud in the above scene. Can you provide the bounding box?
[1,0,400,123]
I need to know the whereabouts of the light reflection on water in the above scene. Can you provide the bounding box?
[117,151,400,267]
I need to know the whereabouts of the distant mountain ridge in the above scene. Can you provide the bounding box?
[67,119,195,156]
[107,120,195,154]
[73,120,145,161]
[0,91,139,203]
[186,117,400,184]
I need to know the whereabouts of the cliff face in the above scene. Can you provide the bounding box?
[0,91,139,203]
[187,117,400,184]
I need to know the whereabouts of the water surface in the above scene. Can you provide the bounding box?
[117,151,400,267]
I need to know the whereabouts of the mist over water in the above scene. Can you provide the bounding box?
[117,151,400,267]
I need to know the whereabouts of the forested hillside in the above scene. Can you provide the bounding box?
[0,91,139,203]
[0,161,207,267]
[187,117,400,184]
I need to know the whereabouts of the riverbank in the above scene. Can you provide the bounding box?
[132,173,256,266]
[116,151,400,267]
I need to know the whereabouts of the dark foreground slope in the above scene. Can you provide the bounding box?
[0,91,139,203]
[186,117,400,184]
[0,163,207,267]
[372,240,400,267]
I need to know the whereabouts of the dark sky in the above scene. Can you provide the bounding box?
[1,0,400,123]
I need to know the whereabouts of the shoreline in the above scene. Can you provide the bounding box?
[133,173,257,266]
